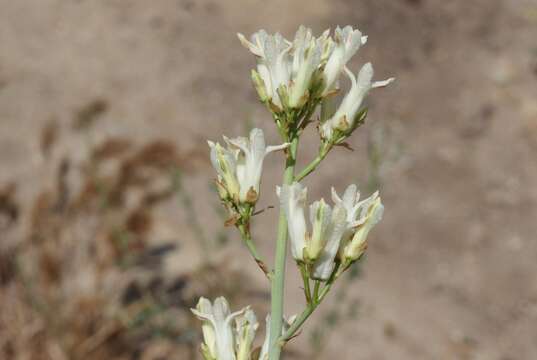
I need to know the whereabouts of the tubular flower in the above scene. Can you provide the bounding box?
[209,128,289,204]
[288,26,322,108]
[320,64,394,140]
[238,26,326,111]
[322,25,368,96]
[331,184,384,262]
[276,182,308,261]
[311,204,347,280]
[191,297,249,360]
[277,182,348,280]
[238,30,291,109]
[208,141,240,201]
[235,309,259,360]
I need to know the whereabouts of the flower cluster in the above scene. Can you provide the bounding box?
[209,128,289,207]
[191,297,257,360]
[198,24,394,360]
[191,297,294,360]
[279,183,383,281]
[239,25,394,143]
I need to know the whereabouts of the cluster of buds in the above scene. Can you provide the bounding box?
[279,183,383,281]
[191,297,294,360]
[238,26,394,142]
[208,128,289,211]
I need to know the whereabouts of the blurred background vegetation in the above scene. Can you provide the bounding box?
[1,0,537,359]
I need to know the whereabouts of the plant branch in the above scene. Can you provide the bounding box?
[279,281,334,344]
[295,142,332,182]
[237,222,272,280]
[300,264,312,304]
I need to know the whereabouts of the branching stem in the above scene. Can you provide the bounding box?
[295,142,333,182]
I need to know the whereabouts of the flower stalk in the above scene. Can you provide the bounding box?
[237,220,271,280]
[194,24,394,360]
[268,135,298,360]
[295,141,333,182]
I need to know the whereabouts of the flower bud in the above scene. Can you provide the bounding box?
[322,26,368,96]
[342,196,383,261]
[320,64,394,141]
[192,297,260,360]
[209,141,240,202]
[288,26,322,108]
[277,182,308,261]
[311,204,347,281]
[251,69,270,102]
[209,129,289,205]
[236,309,259,360]
[304,198,331,262]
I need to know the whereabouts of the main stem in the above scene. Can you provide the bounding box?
[268,136,298,360]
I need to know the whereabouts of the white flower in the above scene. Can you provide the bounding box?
[277,182,348,280]
[238,26,325,110]
[191,297,248,360]
[311,204,347,280]
[209,128,289,203]
[321,63,394,140]
[288,26,322,108]
[332,185,384,261]
[259,314,297,360]
[276,182,308,260]
[208,141,240,201]
[307,198,332,261]
[235,309,259,360]
[226,128,289,202]
[239,30,291,109]
[322,25,368,96]
[331,184,363,227]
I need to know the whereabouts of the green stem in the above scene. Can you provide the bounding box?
[279,262,339,345]
[237,223,271,280]
[279,282,333,343]
[281,305,315,343]
[295,142,332,182]
[300,264,312,304]
[268,136,299,360]
[313,280,321,301]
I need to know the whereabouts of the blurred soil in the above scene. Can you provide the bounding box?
[1,0,537,359]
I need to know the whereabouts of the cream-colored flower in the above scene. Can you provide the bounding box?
[208,141,240,201]
[276,182,308,260]
[191,297,247,360]
[238,30,291,109]
[322,25,368,96]
[332,185,384,262]
[311,204,347,280]
[278,182,348,280]
[209,128,289,203]
[238,26,325,110]
[235,309,259,360]
[321,64,394,140]
[288,26,322,108]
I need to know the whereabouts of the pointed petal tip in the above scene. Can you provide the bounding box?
[372,77,395,88]
[237,32,250,47]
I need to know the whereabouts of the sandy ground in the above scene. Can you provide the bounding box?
[1,0,537,359]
